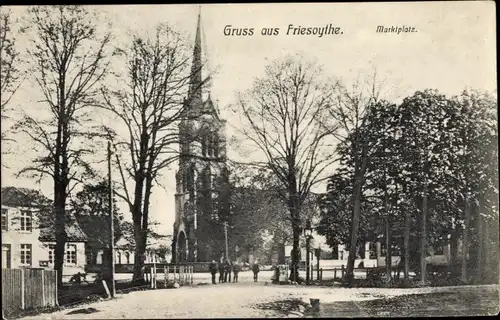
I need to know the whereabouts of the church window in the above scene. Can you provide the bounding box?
[201,137,207,157]
[214,135,219,158]
[207,135,213,157]
[187,166,195,192]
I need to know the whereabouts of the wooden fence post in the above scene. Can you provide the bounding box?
[41,269,46,307]
[102,280,111,298]
[55,270,59,306]
[334,268,337,280]
[320,268,323,281]
[150,268,154,289]
[21,269,25,310]
[154,264,157,289]
[167,265,168,288]
[341,265,345,279]
[173,266,176,283]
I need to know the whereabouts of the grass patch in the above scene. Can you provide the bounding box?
[358,289,500,317]
[253,298,310,316]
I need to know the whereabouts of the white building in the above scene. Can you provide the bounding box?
[1,187,87,277]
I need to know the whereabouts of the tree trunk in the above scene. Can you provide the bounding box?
[420,178,428,285]
[54,190,67,287]
[132,223,147,284]
[404,204,410,284]
[289,217,301,282]
[476,199,484,283]
[450,225,460,278]
[385,217,392,283]
[483,216,489,283]
[346,176,362,286]
[461,194,470,282]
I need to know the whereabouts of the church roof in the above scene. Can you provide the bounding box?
[186,9,221,120]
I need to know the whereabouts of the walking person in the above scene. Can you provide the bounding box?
[218,259,225,283]
[209,260,218,284]
[232,261,241,283]
[252,262,260,282]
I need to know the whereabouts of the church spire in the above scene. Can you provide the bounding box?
[188,7,203,105]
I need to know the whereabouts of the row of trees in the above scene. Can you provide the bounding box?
[231,56,497,285]
[1,6,207,285]
[317,89,498,285]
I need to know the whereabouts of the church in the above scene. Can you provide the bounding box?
[171,12,230,263]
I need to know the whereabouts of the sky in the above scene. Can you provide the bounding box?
[1,2,497,236]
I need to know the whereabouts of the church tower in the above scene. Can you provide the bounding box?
[172,10,229,263]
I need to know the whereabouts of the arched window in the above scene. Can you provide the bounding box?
[125,252,130,264]
[207,134,213,157]
[213,134,219,158]
[117,252,122,265]
[187,165,195,192]
[201,136,207,156]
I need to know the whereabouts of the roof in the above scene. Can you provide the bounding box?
[1,186,52,208]
[74,213,114,248]
[1,187,87,242]
[38,215,88,243]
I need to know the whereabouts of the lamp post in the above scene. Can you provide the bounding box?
[304,219,312,285]
[107,141,116,298]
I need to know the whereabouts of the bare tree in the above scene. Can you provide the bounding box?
[0,8,21,143]
[13,6,113,286]
[327,72,383,286]
[233,56,339,281]
[101,24,210,283]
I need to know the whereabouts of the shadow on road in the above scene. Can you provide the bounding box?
[66,307,100,315]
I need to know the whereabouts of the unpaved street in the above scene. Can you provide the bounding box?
[21,274,499,319]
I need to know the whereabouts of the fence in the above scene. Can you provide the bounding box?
[144,265,194,289]
[316,265,379,281]
[2,268,58,316]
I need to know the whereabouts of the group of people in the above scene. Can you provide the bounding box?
[208,259,261,284]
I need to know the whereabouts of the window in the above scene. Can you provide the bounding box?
[214,136,219,158]
[20,210,33,232]
[1,208,8,231]
[87,250,96,265]
[117,252,122,264]
[20,244,32,266]
[125,252,130,264]
[48,244,55,264]
[369,242,377,259]
[207,135,213,157]
[201,137,207,156]
[2,244,11,268]
[65,244,77,264]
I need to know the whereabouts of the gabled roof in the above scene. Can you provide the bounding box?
[1,186,52,208]
[1,187,87,242]
[38,214,88,243]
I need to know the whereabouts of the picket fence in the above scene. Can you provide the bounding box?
[2,268,58,316]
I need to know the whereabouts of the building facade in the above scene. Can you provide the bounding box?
[1,187,87,277]
[172,12,230,263]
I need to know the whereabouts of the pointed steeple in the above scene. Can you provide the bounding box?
[188,8,203,106]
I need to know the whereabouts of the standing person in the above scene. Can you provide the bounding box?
[233,261,241,283]
[218,259,225,283]
[209,260,218,284]
[224,259,231,283]
[252,262,260,282]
